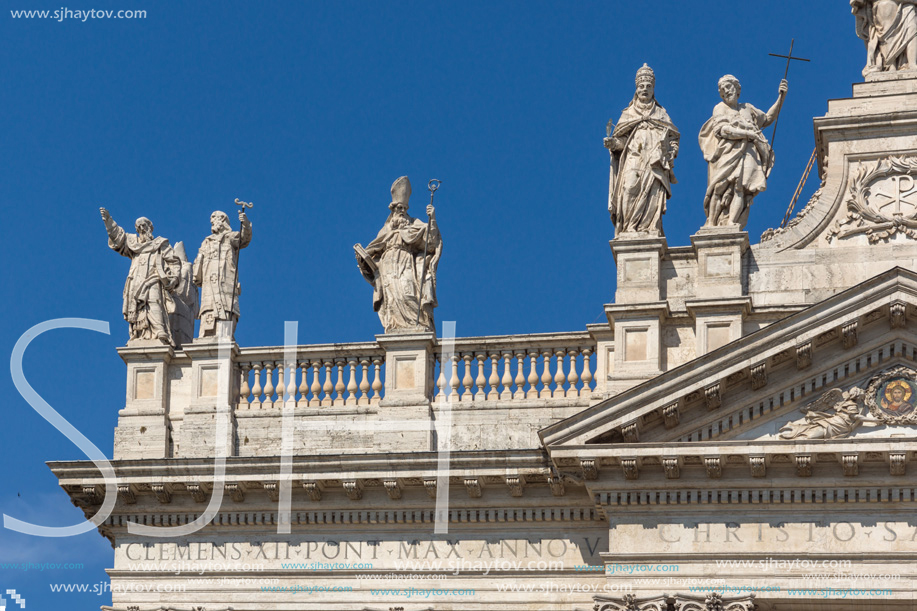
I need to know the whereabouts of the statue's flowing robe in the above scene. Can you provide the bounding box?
[193,220,252,334]
[699,101,774,227]
[108,226,178,342]
[778,410,860,440]
[361,215,442,332]
[853,0,917,70]
[608,101,678,234]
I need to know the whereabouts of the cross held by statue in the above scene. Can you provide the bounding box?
[767,38,811,151]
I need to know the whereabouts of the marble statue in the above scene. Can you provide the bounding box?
[852,0,917,76]
[699,75,788,229]
[779,387,880,440]
[169,241,198,346]
[604,64,679,237]
[100,207,180,345]
[193,210,252,338]
[354,176,442,333]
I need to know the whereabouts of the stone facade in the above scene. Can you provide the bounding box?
[52,10,917,611]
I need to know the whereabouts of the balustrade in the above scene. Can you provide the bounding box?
[235,332,596,408]
[433,333,595,402]
[236,343,385,409]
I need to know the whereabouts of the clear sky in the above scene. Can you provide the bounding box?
[0,1,863,607]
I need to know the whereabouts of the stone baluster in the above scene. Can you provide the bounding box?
[310,362,322,407]
[567,348,580,397]
[334,359,346,406]
[514,352,526,399]
[297,361,310,407]
[263,363,276,409]
[434,354,444,400]
[540,350,553,398]
[527,352,539,398]
[251,363,263,409]
[581,348,594,391]
[450,354,461,400]
[488,353,501,400]
[501,352,513,400]
[554,349,567,398]
[287,362,297,406]
[475,354,487,400]
[239,364,251,409]
[359,359,371,405]
[461,354,474,401]
[322,360,334,407]
[276,361,287,406]
[346,358,359,405]
[371,357,383,401]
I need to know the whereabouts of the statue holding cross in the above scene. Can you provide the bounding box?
[698,75,788,229]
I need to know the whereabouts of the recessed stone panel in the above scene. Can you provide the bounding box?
[134,369,156,400]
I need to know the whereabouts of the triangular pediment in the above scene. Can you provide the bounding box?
[541,267,917,451]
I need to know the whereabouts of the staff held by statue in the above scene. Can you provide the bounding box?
[416,179,441,326]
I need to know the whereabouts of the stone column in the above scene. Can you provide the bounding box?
[375,331,436,451]
[177,339,239,459]
[114,344,174,460]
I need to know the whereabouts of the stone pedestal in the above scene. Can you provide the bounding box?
[375,331,436,451]
[604,302,669,393]
[610,235,667,303]
[587,323,615,399]
[114,344,174,460]
[687,229,751,356]
[177,339,239,458]
[690,229,748,299]
[686,297,751,357]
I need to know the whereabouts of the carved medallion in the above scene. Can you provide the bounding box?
[827,157,917,243]
[865,367,917,424]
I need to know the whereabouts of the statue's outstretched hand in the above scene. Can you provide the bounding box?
[100,207,110,222]
[778,79,788,98]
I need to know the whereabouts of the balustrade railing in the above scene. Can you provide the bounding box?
[236,342,385,409]
[234,331,598,409]
[433,332,596,402]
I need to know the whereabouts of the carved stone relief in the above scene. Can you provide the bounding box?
[595,593,757,611]
[827,157,917,243]
[780,367,917,439]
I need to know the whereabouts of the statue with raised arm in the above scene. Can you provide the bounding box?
[604,64,679,237]
[354,176,443,333]
[699,75,788,229]
[100,207,180,345]
[851,0,917,76]
[193,210,252,338]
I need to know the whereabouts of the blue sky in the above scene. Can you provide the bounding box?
[1,1,862,607]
